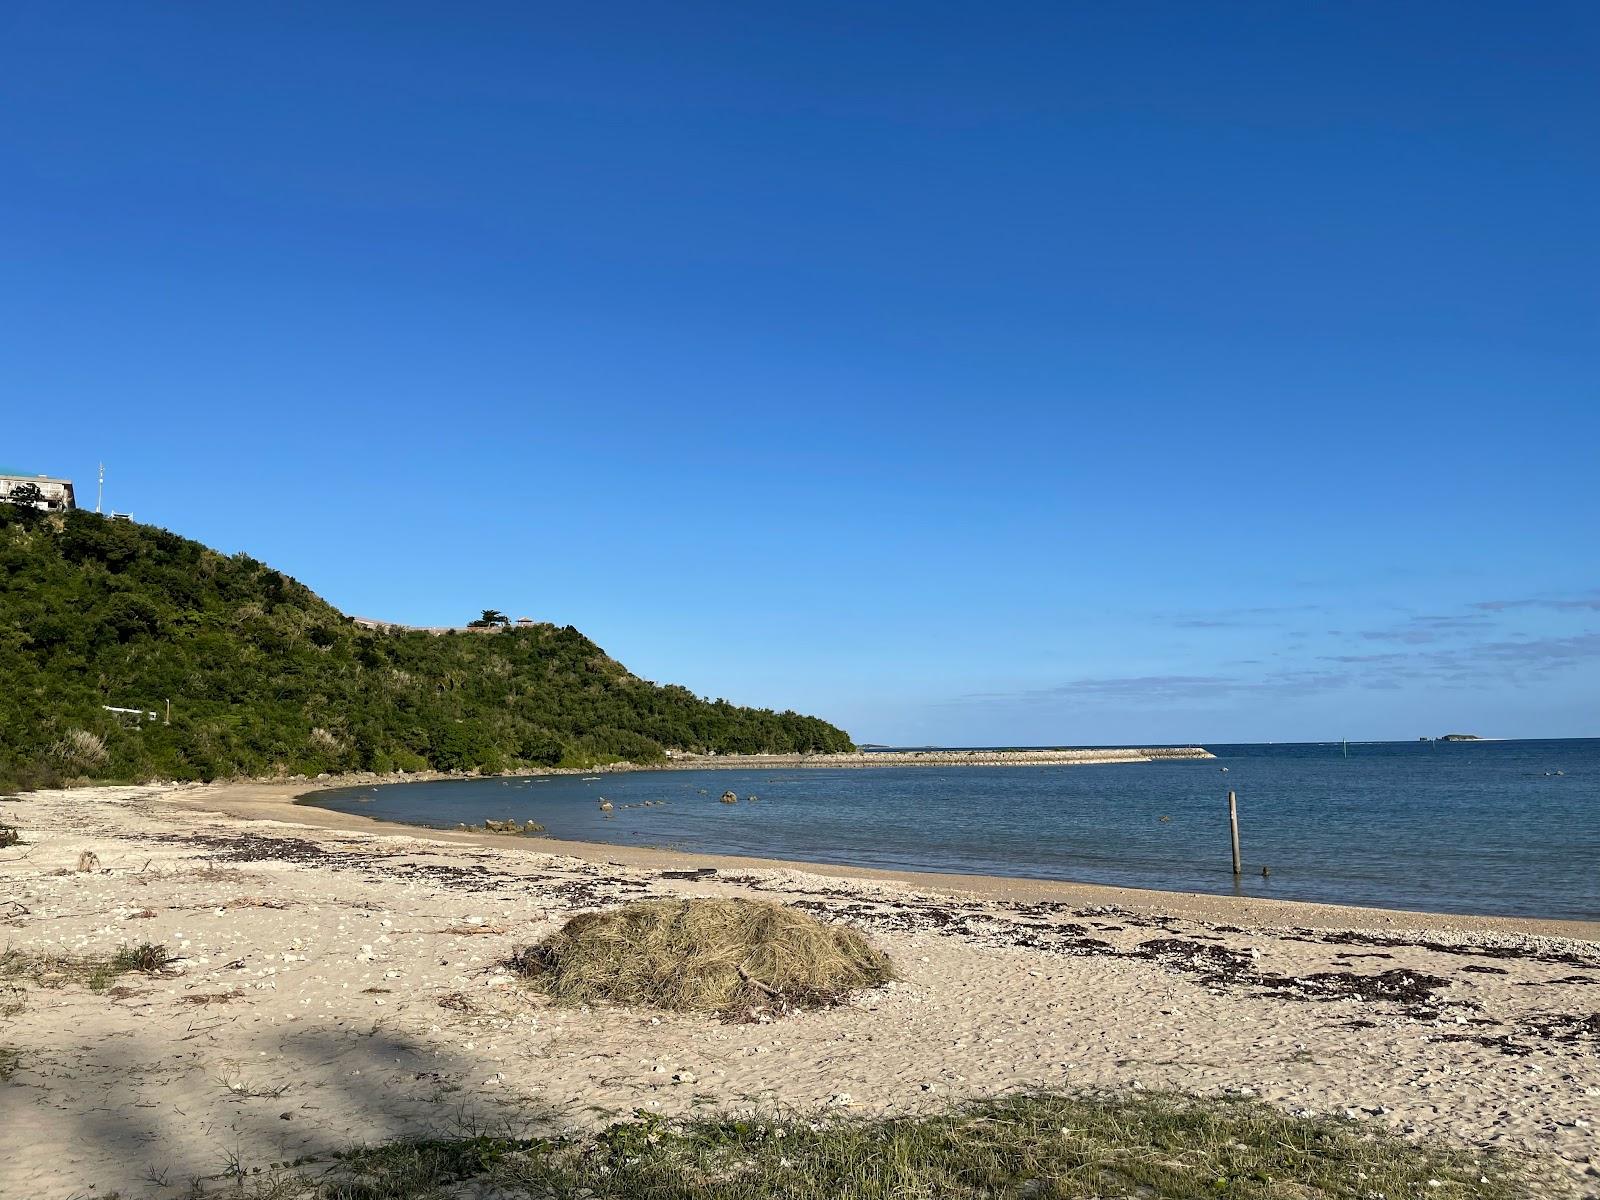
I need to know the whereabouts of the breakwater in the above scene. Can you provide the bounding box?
[660,747,1214,769]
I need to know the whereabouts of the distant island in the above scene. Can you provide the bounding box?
[1437,733,1483,742]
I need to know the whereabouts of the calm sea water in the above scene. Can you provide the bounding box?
[305,739,1600,920]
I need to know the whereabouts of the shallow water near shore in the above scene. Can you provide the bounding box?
[307,739,1600,920]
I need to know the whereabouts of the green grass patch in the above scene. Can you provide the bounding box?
[222,1091,1526,1199]
[0,940,174,999]
[111,941,175,973]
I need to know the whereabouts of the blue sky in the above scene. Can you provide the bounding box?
[3,2,1596,744]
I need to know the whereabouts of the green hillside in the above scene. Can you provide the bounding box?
[0,505,852,788]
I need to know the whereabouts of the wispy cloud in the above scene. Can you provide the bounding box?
[1471,589,1600,613]
[1413,613,1496,628]
[959,668,1358,706]
[1158,604,1325,631]
[957,675,1237,704]
[1320,631,1600,687]
[952,587,1600,715]
[1466,631,1600,665]
[955,630,1600,710]
[1355,612,1495,644]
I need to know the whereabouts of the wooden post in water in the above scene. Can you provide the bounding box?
[1227,790,1242,877]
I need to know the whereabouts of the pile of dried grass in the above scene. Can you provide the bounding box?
[513,897,893,1018]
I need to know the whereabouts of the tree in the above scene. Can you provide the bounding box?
[3,482,44,509]
[468,609,510,629]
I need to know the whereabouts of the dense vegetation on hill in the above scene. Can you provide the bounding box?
[0,506,852,787]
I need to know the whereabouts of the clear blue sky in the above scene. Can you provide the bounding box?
[4,2,1596,745]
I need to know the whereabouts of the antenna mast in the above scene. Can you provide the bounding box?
[96,463,104,514]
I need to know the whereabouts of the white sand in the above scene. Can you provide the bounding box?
[2,783,1596,1198]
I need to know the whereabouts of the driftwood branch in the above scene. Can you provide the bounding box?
[735,965,781,999]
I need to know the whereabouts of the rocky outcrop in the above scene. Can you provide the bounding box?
[453,818,545,835]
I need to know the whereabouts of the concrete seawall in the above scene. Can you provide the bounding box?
[264,748,1215,790]
[658,747,1214,769]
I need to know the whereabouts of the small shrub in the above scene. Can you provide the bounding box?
[112,942,174,973]
[51,728,108,772]
[512,897,893,1018]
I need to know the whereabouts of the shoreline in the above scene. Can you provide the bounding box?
[180,778,1599,940]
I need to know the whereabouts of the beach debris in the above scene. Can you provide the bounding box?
[757,889,1487,1022]
[1518,1011,1600,1047]
[223,896,286,910]
[720,790,739,804]
[1134,937,1457,1011]
[510,897,894,1019]
[1291,928,1598,970]
[1428,1031,1535,1058]
[178,990,242,1006]
[76,850,100,872]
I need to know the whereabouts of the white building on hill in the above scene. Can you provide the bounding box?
[0,471,76,512]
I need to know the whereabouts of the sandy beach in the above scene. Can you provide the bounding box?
[2,781,1597,1198]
